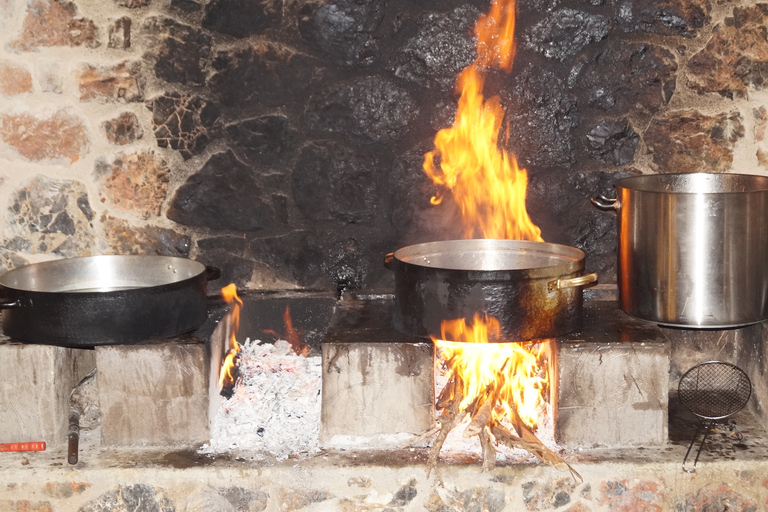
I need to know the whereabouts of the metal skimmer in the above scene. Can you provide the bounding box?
[678,361,751,472]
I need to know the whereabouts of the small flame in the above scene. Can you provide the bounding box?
[219,283,243,390]
[264,305,310,357]
[423,0,541,242]
[434,314,550,429]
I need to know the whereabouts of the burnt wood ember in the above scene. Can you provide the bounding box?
[418,371,581,481]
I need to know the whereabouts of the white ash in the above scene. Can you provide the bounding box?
[202,338,322,460]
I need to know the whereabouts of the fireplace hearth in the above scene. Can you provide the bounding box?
[3,290,768,510]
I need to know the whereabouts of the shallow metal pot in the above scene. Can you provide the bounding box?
[0,255,220,347]
[384,239,598,341]
[593,172,768,328]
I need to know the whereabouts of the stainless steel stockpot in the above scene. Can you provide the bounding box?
[593,172,768,328]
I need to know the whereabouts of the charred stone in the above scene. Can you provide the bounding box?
[292,141,378,224]
[615,0,710,38]
[142,17,212,86]
[167,150,281,231]
[203,0,281,38]
[226,115,297,167]
[305,76,418,144]
[523,9,610,61]
[391,5,478,89]
[298,0,384,68]
[586,118,639,166]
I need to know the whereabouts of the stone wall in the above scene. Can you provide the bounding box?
[0,0,767,293]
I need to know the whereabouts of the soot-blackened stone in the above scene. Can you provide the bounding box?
[250,230,328,288]
[585,118,639,166]
[202,0,281,38]
[569,41,677,115]
[518,0,561,17]
[167,150,280,231]
[523,8,610,61]
[323,237,368,293]
[210,44,317,109]
[226,115,297,167]
[147,92,220,160]
[503,65,579,171]
[305,75,418,144]
[391,5,478,89]
[615,0,710,38]
[142,17,211,86]
[292,141,378,223]
[196,238,254,291]
[298,0,384,68]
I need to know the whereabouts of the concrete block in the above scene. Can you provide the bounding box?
[321,341,434,448]
[0,340,95,446]
[555,300,670,448]
[96,342,208,447]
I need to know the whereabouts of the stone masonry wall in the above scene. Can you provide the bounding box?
[0,0,767,293]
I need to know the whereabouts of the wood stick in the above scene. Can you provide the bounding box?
[436,375,456,410]
[405,426,440,448]
[426,389,466,477]
[479,426,496,472]
[465,394,493,438]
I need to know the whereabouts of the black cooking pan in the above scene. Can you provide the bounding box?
[0,255,220,347]
[385,239,598,341]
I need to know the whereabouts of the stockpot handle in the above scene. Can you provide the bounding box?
[590,195,620,210]
[384,252,395,271]
[548,272,598,291]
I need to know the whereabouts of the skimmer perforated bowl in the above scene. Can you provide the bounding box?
[678,361,751,472]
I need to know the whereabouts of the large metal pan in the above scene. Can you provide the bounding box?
[384,239,598,341]
[593,172,768,328]
[0,255,220,347]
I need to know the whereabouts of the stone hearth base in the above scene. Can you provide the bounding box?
[2,442,768,512]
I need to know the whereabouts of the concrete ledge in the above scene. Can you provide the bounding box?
[2,443,768,512]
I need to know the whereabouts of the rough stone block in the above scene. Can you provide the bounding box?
[0,340,95,446]
[556,301,669,447]
[321,341,434,448]
[96,342,208,447]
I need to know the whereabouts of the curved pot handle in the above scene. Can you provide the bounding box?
[384,252,396,271]
[548,272,598,291]
[591,195,620,211]
[205,266,221,281]
[0,297,31,309]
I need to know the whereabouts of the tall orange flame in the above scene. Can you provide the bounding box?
[434,314,549,429]
[423,0,541,242]
[219,283,243,390]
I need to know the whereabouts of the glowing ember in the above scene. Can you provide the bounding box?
[423,0,541,242]
[434,314,549,430]
[219,283,243,390]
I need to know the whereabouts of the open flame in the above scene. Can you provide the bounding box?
[421,0,558,463]
[434,314,549,430]
[423,0,541,242]
[219,283,243,390]
[264,305,310,357]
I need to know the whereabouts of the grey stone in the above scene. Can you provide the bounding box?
[97,343,208,447]
[218,486,268,512]
[524,8,610,61]
[78,484,175,512]
[389,478,417,506]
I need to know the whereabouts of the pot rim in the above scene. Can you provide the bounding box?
[391,239,585,280]
[0,254,206,294]
[615,172,768,195]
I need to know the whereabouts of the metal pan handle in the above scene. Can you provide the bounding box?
[548,272,598,291]
[205,266,221,281]
[0,298,30,309]
[384,253,395,270]
[590,195,620,210]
